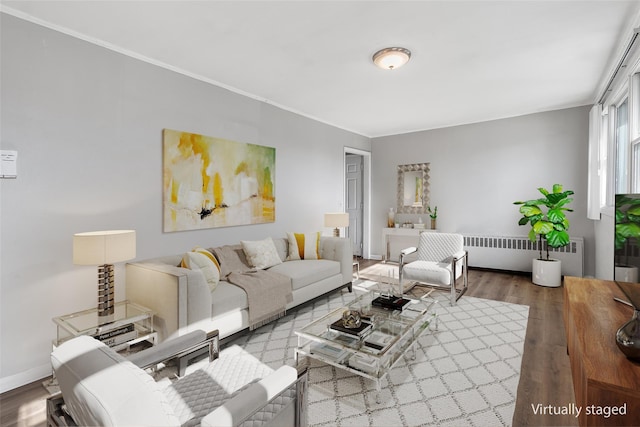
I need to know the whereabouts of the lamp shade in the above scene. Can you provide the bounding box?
[73,230,136,265]
[324,213,349,228]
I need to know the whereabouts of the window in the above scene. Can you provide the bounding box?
[615,98,629,194]
[595,70,640,210]
[632,73,640,192]
[591,32,640,211]
[600,109,609,208]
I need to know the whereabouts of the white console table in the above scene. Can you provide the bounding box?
[382,228,437,262]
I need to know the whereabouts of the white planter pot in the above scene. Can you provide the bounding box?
[532,258,562,287]
[615,265,639,283]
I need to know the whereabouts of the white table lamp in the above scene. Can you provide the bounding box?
[73,230,136,324]
[324,213,349,237]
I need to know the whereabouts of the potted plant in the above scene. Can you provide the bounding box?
[513,184,574,287]
[615,194,640,282]
[427,205,437,229]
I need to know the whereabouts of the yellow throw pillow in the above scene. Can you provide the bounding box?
[286,232,320,260]
[181,251,220,292]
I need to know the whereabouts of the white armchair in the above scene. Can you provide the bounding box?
[399,232,468,305]
[47,331,307,427]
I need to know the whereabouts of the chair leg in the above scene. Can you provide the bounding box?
[449,255,470,306]
[450,270,456,306]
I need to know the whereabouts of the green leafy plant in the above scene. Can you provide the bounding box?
[514,184,574,260]
[615,195,640,254]
[427,205,437,219]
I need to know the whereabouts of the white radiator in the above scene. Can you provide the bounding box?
[463,235,584,277]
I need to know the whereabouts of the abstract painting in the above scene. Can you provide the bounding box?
[163,129,275,232]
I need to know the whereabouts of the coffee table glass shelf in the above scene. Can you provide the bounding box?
[53,300,156,351]
[295,290,437,402]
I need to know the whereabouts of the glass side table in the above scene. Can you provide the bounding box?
[52,300,157,351]
[44,300,157,394]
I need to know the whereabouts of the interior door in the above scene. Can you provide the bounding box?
[346,154,363,257]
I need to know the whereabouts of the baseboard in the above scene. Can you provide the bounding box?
[0,362,51,394]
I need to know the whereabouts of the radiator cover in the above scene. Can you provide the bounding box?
[463,235,584,277]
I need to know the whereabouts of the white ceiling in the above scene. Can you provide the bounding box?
[3,1,640,137]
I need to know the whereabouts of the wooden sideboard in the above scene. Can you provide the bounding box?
[563,277,640,426]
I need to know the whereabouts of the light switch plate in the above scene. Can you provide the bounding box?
[1,150,18,178]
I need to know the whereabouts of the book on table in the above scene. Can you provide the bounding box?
[92,323,138,347]
[371,295,410,311]
[348,353,378,373]
[363,330,395,352]
[310,342,349,363]
[329,318,373,337]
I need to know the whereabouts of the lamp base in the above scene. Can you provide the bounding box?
[333,228,340,237]
[97,264,115,325]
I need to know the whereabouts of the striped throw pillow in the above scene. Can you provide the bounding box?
[180,247,222,291]
[286,232,320,260]
[193,247,221,272]
[181,251,220,292]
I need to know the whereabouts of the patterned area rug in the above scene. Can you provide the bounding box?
[226,280,529,427]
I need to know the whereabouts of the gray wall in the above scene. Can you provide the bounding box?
[0,14,370,391]
[371,106,595,275]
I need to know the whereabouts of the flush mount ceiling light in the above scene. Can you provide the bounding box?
[372,47,411,70]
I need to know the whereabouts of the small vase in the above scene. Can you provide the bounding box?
[387,208,395,228]
[430,218,436,230]
[616,308,640,361]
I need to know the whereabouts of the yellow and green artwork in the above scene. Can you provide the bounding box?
[163,129,275,232]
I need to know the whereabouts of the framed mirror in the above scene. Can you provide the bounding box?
[397,163,430,214]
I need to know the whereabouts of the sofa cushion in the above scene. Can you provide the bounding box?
[286,232,320,260]
[51,336,180,427]
[164,345,272,427]
[241,237,282,270]
[268,259,340,290]
[211,281,249,317]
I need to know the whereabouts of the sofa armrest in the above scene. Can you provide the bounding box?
[201,365,297,427]
[126,262,212,342]
[319,237,353,286]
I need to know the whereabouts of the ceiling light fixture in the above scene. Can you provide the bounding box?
[372,47,411,70]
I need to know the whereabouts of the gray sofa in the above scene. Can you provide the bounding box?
[126,236,353,342]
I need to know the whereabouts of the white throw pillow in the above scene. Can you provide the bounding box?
[181,251,220,292]
[286,232,320,260]
[241,237,283,270]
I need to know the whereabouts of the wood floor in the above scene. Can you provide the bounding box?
[463,266,577,427]
[0,262,577,427]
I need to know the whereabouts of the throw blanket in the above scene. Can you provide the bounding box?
[227,270,293,330]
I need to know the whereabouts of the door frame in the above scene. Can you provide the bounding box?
[344,147,371,259]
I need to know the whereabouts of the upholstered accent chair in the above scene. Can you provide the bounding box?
[47,330,307,427]
[399,232,469,305]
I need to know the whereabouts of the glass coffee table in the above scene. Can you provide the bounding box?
[294,290,437,402]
